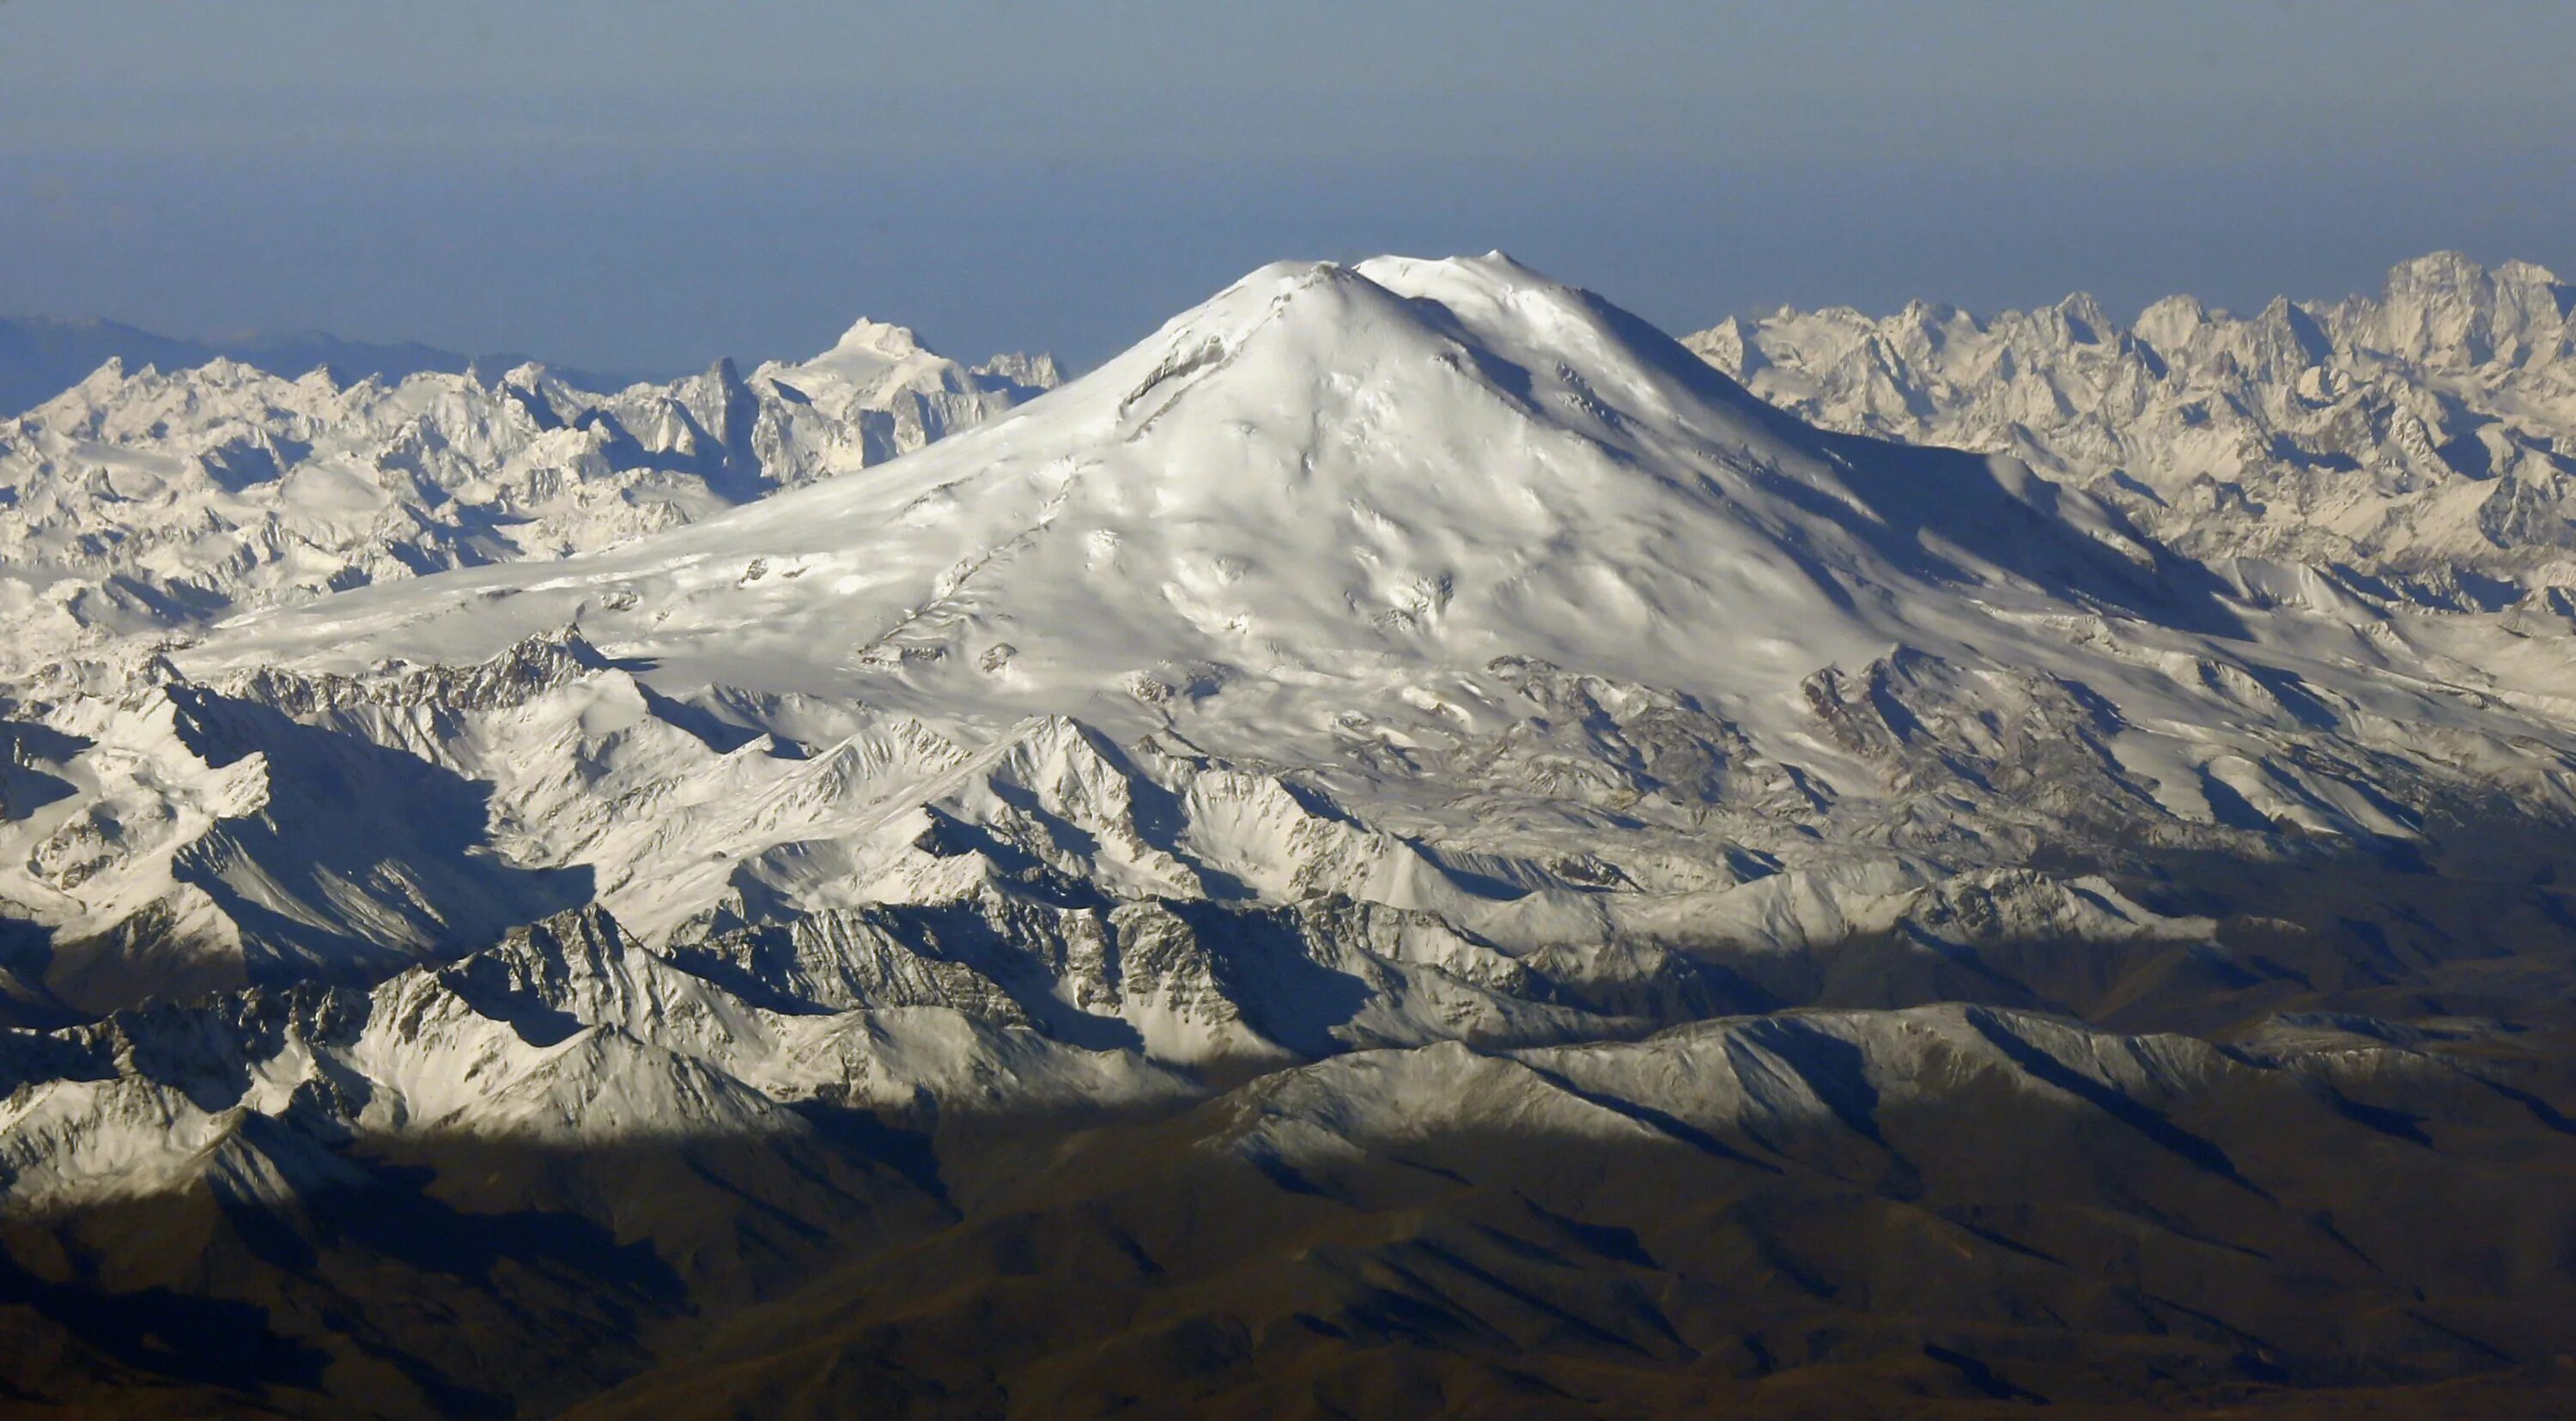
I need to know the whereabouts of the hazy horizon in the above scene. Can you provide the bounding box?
[7,0,2573,372]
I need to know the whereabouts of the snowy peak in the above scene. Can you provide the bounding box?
[750,315,1056,463]
[1689,249,2576,595]
[1107,251,1773,443]
[2349,250,2573,368]
[779,319,935,389]
[0,313,1054,677]
[190,252,2203,738]
[768,314,1054,404]
[822,316,924,359]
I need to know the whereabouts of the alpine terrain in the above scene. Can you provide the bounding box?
[5,253,2576,1419]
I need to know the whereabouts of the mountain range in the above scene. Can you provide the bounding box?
[1687,252,2576,606]
[0,320,1055,682]
[3,253,2575,1419]
[0,315,662,424]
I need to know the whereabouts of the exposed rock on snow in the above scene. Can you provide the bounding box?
[1688,252,2576,608]
[0,325,1054,677]
[8,251,2576,1212]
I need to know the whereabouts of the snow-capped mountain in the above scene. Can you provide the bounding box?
[0,323,1054,677]
[0,312,654,421]
[8,247,2571,1078]
[8,253,2576,1418]
[1687,252,2576,607]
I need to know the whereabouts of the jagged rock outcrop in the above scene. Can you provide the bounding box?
[1688,252,2576,606]
[8,254,2576,1417]
[0,321,1054,677]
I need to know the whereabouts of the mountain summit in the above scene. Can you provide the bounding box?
[9,255,2576,1418]
[202,254,2178,735]
[0,316,1057,677]
[1688,251,2576,601]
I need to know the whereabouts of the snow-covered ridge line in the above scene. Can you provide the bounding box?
[9,251,2576,1187]
[0,888,2499,1215]
[0,311,662,423]
[1686,251,2576,606]
[0,880,1644,1210]
[0,319,1058,679]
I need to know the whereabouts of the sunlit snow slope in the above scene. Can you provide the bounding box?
[3,251,2573,1205]
[14,254,2576,1418]
[0,321,1054,677]
[1689,252,2576,606]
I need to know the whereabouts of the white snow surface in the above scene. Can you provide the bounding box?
[9,252,2576,1199]
[0,324,1054,677]
[1687,252,2576,606]
[184,252,2576,866]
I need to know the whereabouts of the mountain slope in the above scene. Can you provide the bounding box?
[9,253,2576,1417]
[194,254,2191,715]
[1686,252,2576,607]
[0,313,654,420]
[0,323,1054,678]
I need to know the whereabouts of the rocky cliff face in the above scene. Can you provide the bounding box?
[1689,252,2576,608]
[6,255,2576,1418]
[0,323,1054,677]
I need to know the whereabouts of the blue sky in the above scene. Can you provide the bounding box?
[5,1,2572,371]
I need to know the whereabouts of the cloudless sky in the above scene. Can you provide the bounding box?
[4,0,2573,372]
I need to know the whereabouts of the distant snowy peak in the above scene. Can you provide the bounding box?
[191,251,2177,731]
[751,315,1056,454]
[775,314,1010,386]
[798,313,1062,393]
[14,251,2576,1195]
[1687,252,2576,601]
[813,316,926,362]
[2352,251,2574,367]
[0,312,653,419]
[0,318,1057,676]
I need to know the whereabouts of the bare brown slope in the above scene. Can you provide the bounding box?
[554,1020,2576,1421]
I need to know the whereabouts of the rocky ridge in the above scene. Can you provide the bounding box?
[0,320,1055,677]
[1687,252,2576,608]
[6,254,2576,1417]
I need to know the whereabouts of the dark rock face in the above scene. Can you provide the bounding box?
[8,853,2576,1418]
[8,1002,2576,1418]
[13,254,2576,1418]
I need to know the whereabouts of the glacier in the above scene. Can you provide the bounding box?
[3,253,2576,1418]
